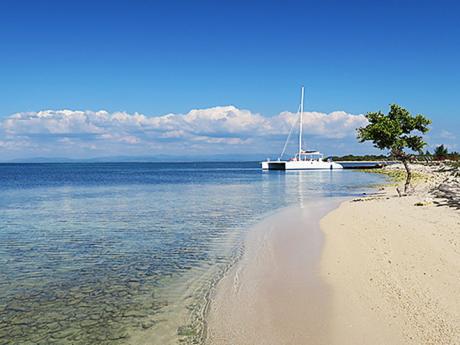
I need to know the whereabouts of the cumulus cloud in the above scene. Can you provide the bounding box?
[0,106,367,158]
[271,110,367,139]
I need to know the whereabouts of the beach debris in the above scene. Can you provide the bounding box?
[376,162,459,210]
[430,164,460,210]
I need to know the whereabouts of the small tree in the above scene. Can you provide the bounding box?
[434,144,448,160]
[357,104,431,194]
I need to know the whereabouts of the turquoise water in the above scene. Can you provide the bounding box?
[0,162,385,344]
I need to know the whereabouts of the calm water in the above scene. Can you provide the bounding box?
[0,162,385,345]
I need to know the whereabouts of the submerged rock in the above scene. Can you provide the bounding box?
[141,320,156,329]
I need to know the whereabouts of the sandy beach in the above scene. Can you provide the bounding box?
[320,164,460,344]
[206,164,460,344]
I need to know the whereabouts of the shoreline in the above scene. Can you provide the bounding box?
[205,163,459,344]
[205,198,344,345]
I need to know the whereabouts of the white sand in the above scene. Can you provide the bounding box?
[320,165,460,344]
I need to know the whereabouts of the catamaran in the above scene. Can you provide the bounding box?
[261,87,343,170]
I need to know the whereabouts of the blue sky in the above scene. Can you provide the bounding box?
[0,0,459,159]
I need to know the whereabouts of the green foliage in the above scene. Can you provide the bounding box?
[449,152,460,161]
[434,144,448,160]
[425,145,460,161]
[328,154,389,161]
[357,104,431,159]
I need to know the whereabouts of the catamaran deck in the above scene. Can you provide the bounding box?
[262,161,396,170]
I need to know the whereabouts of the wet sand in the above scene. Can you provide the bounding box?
[206,199,341,345]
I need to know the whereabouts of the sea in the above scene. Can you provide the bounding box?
[0,162,386,345]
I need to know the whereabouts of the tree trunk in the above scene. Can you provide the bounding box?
[401,158,412,193]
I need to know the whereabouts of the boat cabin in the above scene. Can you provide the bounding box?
[291,150,323,162]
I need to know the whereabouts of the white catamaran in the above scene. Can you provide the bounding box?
[261,86,343,170]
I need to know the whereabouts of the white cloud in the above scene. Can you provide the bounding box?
[3,110,106,135]
[0,106,367,157]
[271,110,367,139]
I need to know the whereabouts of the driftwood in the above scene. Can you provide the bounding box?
[431,167,460,210]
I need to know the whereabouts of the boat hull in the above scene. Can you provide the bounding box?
[261,160,343,170]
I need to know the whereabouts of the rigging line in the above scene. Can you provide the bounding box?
[279,104,301,160]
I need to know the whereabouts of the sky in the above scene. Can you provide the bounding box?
[0,0,459,160]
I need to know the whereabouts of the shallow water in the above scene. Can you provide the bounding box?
[0,162,385,344]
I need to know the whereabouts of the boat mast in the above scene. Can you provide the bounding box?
[298,86,304,159]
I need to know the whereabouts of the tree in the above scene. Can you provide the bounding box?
[434,144,448,160]
[357,104,431,194]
